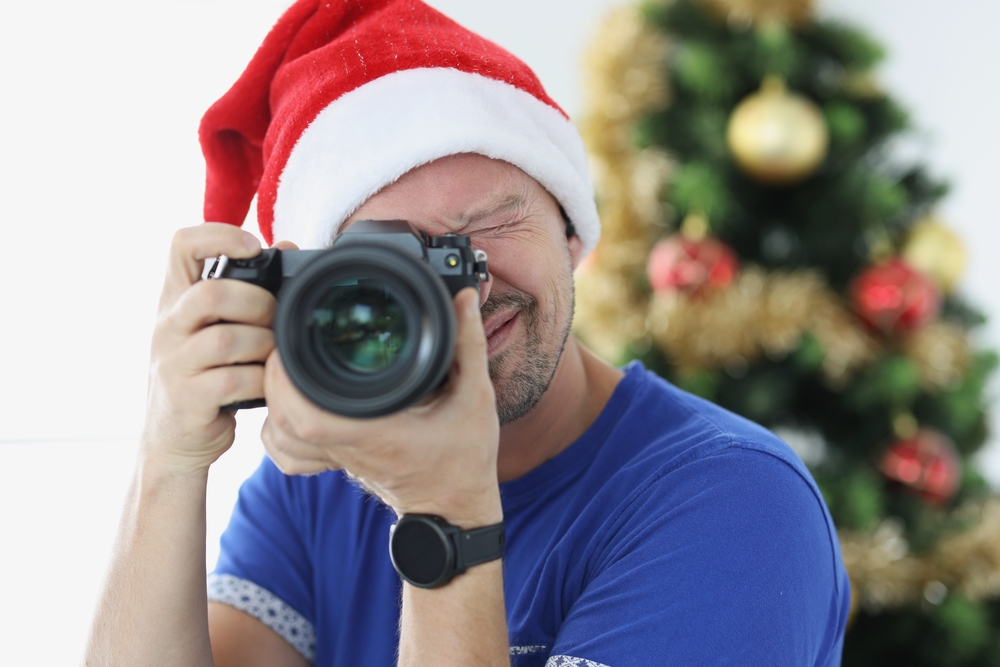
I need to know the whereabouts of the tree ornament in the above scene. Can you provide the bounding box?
[901,217,967,292]
[850,258,940,334]
[726,76,829,185]
[880,428,961,505]
[647,234,739,295]
[902,322,971,390]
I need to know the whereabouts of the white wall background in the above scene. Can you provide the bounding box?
[0,1,995,664]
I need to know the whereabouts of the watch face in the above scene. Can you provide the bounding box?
[390,516,451,587]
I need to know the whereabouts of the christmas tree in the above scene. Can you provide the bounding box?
[574,0,1000,662]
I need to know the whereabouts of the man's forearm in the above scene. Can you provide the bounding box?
[85,455,214,667]
[398,559,509,667]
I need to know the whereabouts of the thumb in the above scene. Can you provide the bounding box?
[450,287,489,387]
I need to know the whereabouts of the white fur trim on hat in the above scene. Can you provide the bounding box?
[271,67,599,256]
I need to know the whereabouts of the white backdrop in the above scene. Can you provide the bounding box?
[0,1,995,664]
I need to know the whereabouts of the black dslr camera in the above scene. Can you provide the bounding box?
[208,220,489,418]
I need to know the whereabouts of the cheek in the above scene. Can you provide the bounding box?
[475,238,551,297]
[476,234,574,323]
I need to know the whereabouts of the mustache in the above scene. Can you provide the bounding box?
[480,291,536,320]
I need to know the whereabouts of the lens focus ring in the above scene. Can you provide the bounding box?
[274,244,456,418]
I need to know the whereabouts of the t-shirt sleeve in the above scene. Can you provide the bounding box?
[208,456,317,663]
[546,446,849,667]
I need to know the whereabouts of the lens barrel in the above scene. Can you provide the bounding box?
[274,244,456,418]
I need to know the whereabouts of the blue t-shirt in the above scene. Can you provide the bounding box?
[209,363,850,666]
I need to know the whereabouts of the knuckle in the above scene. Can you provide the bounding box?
[210,325,236,357]
[240,282,276,318]
[184,282,226,325]
[170,226,198,257]
[260,418,277,447]
[267,404,291,432]
[193,279,225,310]
[160,305,188,337]
[213,367,244,399]
[262,427,284,454]
[296,420,327,444]
[151,350,187,391]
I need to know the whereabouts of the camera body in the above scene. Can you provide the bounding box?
[210,220,488,417]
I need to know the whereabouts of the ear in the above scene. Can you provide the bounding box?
[568,234,584,269]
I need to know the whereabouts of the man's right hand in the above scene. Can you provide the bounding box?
[85,223,298,667]
[141,223,276,473]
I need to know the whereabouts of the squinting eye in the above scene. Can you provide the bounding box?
[469,219,523,240]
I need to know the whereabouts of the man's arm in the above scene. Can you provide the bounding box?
[399,560,507,666]
[85,459,213,667]
[84,224,300,667]
[208,603,308,667]
[260,288,509,667]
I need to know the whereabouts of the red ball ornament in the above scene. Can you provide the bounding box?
[647,235,740,295]
[850,258,940,334]
[880,428,961,505]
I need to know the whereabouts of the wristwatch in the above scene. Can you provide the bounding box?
[389,514,506,589]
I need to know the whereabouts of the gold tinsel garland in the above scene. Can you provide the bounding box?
[648,267,879,385]
[842,499,1000,613]
[698,0,815,28]
[574,5,672,361]
[574,0,984,614]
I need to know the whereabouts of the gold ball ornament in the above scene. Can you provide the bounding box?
[727,77,829,185]
[901,218,967,292]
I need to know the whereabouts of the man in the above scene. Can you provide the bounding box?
[85,1,850,666]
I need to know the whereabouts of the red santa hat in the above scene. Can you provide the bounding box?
[199,0,600,256]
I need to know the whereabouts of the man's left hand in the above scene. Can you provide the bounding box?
[260,282,502,528]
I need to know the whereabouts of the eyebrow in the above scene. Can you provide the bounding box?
[461,191,529,226]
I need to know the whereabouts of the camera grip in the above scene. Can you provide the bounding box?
[222,398,267,412]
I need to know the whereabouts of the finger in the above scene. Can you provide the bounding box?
[166,278,276,335]
[160,223,262,312]
[272,240,300,251]
[450,287,490,387]
[178,324,274,372]
[262,350,318,436]
[260,416,340,475]
[188,364,265,411]
[263,350,365,444]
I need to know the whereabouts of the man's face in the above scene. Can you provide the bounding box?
[344,154,581,424]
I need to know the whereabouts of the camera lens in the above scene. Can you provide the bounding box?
[275,243,456,418]
[311,280,409,374]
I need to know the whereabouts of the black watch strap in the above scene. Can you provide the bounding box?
[458,521,507,568]
[390,514,505,588]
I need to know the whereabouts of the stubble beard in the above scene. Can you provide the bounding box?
[481,283,574,426]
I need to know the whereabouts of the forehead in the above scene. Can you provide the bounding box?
[346,154,546,228]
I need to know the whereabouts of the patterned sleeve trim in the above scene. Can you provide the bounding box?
[207,573,316,664]
[545,657,611,667]
[510,644,549,655]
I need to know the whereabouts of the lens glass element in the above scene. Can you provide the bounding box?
[310,279,409,374]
